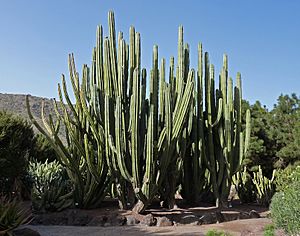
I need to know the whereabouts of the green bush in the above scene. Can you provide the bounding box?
[275,164,300,192]
[0,196,31,235]
[29,160,72,212]
[270,181,300,235]
[0,111,35,196]
[32,133,58,163]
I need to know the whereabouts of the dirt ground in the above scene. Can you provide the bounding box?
[24,218,283,236]
[21,200,286,235]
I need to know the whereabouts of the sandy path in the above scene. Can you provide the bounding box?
[24,218,273,236]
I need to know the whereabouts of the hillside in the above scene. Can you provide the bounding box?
[0,93,65,138]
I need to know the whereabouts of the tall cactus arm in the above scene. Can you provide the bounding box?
[114,97,132,182]
[244,109,251,155]
[143,105,155,199]
[131,68,140,188]
[172,69,194,140]
[108,11,118,96]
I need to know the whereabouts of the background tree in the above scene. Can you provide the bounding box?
[242,93,300,177]
[0,111,35,196]
[269,93,300,168]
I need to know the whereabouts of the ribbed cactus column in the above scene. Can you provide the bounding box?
[26,55,111,209]
[96,12,195,213]
[199,52,251,207]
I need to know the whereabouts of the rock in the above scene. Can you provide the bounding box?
[240,229,255,236]
[179,215,199,225]
[67,210,92,226]
[140,214,157,226]
[32,213,68,225]
[215,211,225,223]
[12,228,41,236]
[239,212,250,220]
[199,213,217,225]
[87,216,106,226]
[126,216,140,225]
[249,210,260,218]
[156,216,173,227]
[223,213,239,222]
[110,215,127,226]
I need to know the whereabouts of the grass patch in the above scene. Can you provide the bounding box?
[263,224,275,236]
[206,229,233,236]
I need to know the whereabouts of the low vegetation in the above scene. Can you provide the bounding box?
[263,224,275,236]
[206,229,232,236]
[0,196,31,235]
[271,166,300,235]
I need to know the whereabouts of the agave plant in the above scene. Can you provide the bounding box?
[0,196,31,236]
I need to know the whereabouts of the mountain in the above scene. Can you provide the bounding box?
[0,93,65,138]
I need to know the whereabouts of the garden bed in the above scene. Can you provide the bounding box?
[28,200,269,227]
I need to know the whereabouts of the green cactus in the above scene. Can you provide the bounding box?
[232,166,256,203]
[26,54,112,209]
[26,10,250,212]
[182,44,251,206]
[29,160,72,212]
[252,165,276,206]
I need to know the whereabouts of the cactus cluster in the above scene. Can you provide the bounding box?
[27,11,250,212]
[232,166,256,203]
[252,165,276,206]
[29,160,72,212]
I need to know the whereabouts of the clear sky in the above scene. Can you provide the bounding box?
[0,1,299,108]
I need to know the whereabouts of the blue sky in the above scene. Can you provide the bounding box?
[0,1,299,108]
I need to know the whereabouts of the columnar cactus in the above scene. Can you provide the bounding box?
[182,46,251,206]
[26,55,111,209]
[26,10,250,212]
[252,165,276,206]
[200,52,251,207]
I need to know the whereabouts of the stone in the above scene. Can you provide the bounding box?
[179,215,200,225]
[215,211,225,223]
[67,210,92,226]
[223,213,239,222]
[156,216,173,227]
[140,213,157,226]
[12,228,41,236]
[32,213,68,225]
[240,230,255,236]
[110,215,127,226]
[239,212,250,220]
[126,216,140,225]
[199,213,217,225]
[249,210,260,218]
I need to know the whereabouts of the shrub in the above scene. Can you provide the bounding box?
[29,160,72,212]
[0,111,35,196]
[275,164,300,192]
[32,133,58,163]
[270,180,300,235]
[0,196,31,235]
